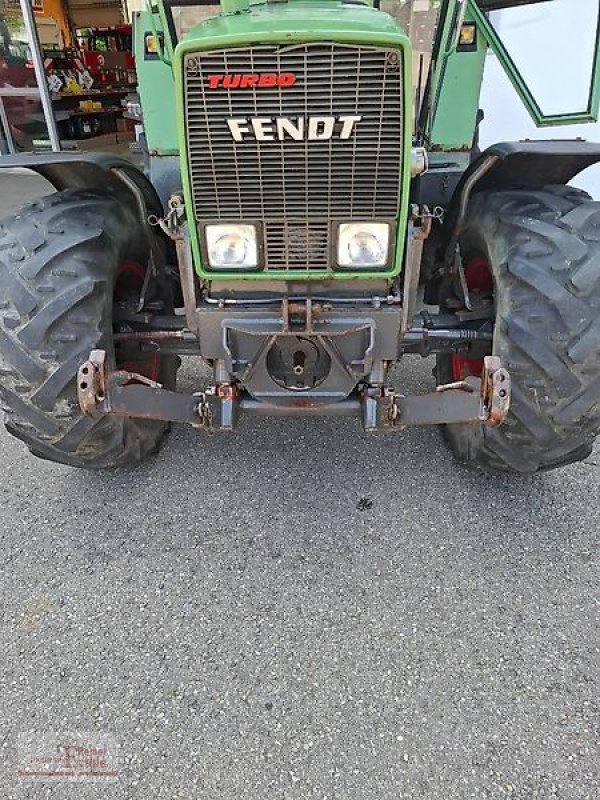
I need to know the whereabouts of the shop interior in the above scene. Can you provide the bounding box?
[0,0,139,155]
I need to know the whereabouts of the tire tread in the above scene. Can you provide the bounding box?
[0,189,172,469]
[441,186,600,472]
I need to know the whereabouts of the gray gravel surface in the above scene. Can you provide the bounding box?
[0,173,598,800]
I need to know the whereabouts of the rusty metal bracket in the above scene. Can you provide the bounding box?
[77,349,238,431]
[77,348,166,419]
[148,197,201,335]
[77,350,510,432]
[401,205,433,334]
[77,349,108,417]
[480,355,511,427]
[192,384,239,433]
[371,354,511,430]
[282,297,314,334]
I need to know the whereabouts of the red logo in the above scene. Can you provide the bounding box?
[207,73,296,90]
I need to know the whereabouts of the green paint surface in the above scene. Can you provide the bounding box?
[427,5,487,151]
[138,0,600,280]
[134,9,179,154]
[172,1,412,280]
[426,0,600,152]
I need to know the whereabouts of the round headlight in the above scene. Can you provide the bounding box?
[210,233,248,266]
[348,231,386,265]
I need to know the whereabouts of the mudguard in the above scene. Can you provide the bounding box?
[0,151,163,216]
[441,140,600,256]
[464,140,600,195]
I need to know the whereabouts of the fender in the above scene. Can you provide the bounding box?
[443,140,600,263]
[0,151,164,217]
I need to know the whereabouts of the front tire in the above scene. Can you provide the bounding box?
[0,188,177,469]
[437,185,600,473]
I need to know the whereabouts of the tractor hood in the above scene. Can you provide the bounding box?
[176,1,407,53]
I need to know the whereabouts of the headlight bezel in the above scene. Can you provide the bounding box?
[202,221,263,271]
[334,219,396,271]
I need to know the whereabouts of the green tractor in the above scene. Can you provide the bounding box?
[1,0,600,471]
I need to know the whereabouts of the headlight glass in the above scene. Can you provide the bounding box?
[205,224,258,269]
[337,222,390,269]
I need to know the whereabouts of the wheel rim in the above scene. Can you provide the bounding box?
[450,255,493,381]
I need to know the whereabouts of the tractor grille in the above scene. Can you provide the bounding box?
[184,42,404,272]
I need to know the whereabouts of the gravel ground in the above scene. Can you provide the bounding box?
[0,172,599,800]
